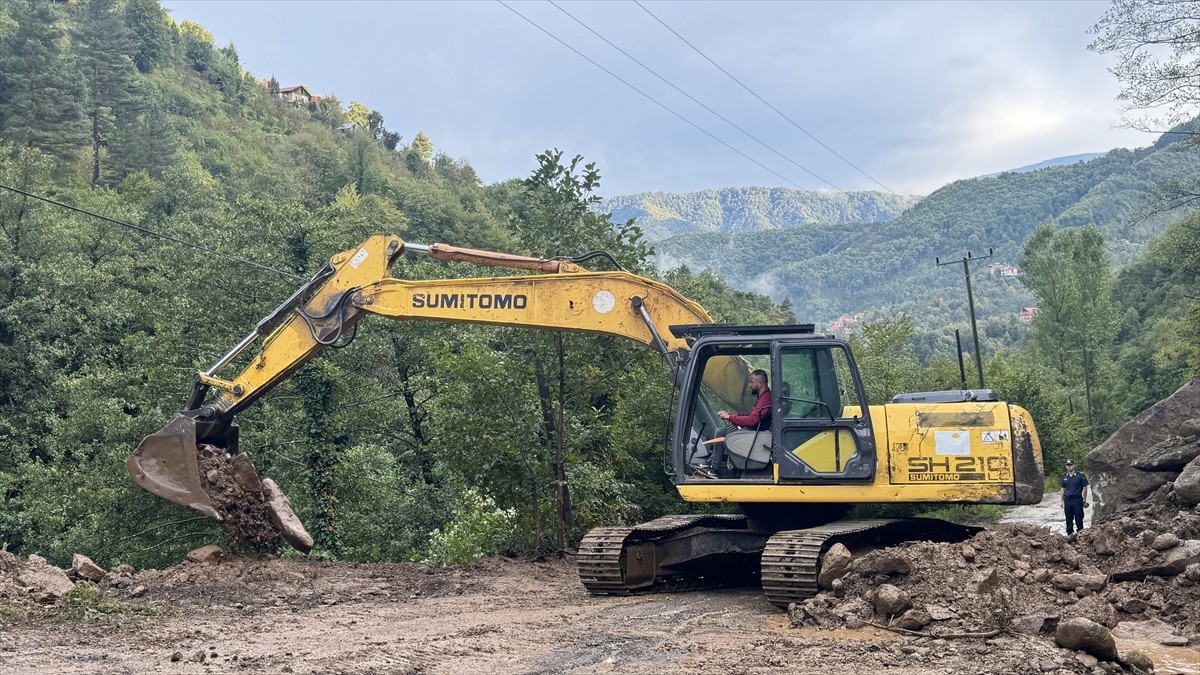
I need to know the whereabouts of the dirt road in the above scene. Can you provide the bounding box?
[4,493,1200,674]
[999,490,1093,534]
[0,555,1111,675]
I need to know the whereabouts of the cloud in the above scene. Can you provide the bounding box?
[162,0,1154,197]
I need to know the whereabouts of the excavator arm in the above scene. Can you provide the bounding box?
[128,234,718,551]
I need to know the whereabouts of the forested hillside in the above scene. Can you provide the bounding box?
[655,126,1200,345]
[2,0,1199,577]
[597,187,920,242]
[0,0,795,569]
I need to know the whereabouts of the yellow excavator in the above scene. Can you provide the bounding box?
[128,234,1044,608]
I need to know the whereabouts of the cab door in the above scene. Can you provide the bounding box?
[771,341,875,482]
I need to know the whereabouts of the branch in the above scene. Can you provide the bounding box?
[863,620,1002,639]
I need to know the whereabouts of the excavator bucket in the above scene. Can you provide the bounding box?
[128,413,316,553]
[127,413,220,520]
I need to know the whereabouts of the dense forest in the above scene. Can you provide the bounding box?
[0,0,796,569]
[0,0,1197,573]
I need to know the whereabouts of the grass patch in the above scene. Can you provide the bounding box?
[917,503,1007,523]
[0,602,25,624]
[58,582,169,621]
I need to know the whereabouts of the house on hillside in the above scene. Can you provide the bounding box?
[988,263,1020,278]
[1019,307,1039,324]
[276,85,314,104]
[826,313,864,335]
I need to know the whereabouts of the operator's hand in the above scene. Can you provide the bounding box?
[717,410,730,421]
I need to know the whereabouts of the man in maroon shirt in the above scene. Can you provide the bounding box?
[694,369,771,478]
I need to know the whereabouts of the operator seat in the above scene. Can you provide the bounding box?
[723,381,782,472]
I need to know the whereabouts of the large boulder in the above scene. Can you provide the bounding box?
[817,543,852,590]
[1088,377,1200,519]
[1131,435,1200,472]
[1176,455,1200,505]
[871,583,912,617]
[17,555,74,599]
[1113,618,1189,647]
[71,554,106,581]
[1111,539,1200,581]
[1055,617,1118,661]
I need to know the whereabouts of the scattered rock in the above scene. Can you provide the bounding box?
[1051,573,1107,592]
[1176,455,1200,505]
[1064,595,1116,629]
[1111,539,1200,580]
[893,608,932,631]
[186,545,224,564]
[71,554,106,582]
[871,584,912,618]
[17,555,74,599]
[1055,617,1118,661]
[262,478,315,553]
[1011,612,1059,635]
[925,604,956,621]
[967,567,999,594]
[1113,618,1189,646]
[170,651,182,662]
[818,543,852,590]
[1118,650,1155,674]
[1151,532,1180,551]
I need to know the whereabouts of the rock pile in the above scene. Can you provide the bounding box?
[0,549,146,614]
[0,544,240,616]
[790,488,1200,673]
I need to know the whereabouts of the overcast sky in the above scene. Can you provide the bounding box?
[160,0,1151,197]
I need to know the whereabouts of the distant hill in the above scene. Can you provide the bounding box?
[651,126,1200,343]
[982,153,1105,178]
[596,188,921,242]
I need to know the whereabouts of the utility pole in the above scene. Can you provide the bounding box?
[937,249,993,389]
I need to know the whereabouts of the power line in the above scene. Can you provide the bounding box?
[495,0,825,191]
[548,1,841,190]
[634,0,896,194]
[0,182,304,280]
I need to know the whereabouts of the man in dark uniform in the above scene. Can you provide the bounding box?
[1061,459,1090,534]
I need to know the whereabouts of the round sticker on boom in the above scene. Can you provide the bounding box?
[592,290,616,314]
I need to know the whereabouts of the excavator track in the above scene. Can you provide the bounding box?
[761,518,981,609]
[578,514,764,596]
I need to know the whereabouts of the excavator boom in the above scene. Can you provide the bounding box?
[128,235,717,551]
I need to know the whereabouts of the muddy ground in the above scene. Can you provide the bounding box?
[2,492,1199,675]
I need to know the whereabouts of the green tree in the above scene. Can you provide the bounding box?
[846,316,924,404]
[345,101,370,129]
[407,131,433,174]
[0,0,86,161]
[122,0,174,73]
[74,0,142,186]
[514,149,651,269]
[1089,0,1200,127]
[1020,224,1119,436]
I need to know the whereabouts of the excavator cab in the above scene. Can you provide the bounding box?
[672,324,876,484]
